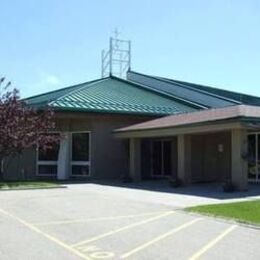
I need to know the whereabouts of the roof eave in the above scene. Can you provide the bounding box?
[114,117,246,139]
[49,106,177,117]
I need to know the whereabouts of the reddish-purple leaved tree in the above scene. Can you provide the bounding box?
[0,77,59,176]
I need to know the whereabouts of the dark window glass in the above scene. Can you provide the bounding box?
[141,140,152,179]
[72,133,90,161]
[38,165,57,175]
[38,137,60,161]
[152,141,162,176]
[71,165,89,176]
[248,134,256,179]
[257,134,260,179]
[163,141,172,176]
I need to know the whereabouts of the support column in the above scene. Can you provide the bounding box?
[177,134,191,184]
[57,132,70,180]
[231,129,248,191]
[129,138,141,181]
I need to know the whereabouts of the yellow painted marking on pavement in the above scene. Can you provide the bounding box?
[76,245,115,259]
[0,208,92,260]
[189,225,237,260]
[34,211,170,226]
[72,211,174,247]
[120,218,203,259]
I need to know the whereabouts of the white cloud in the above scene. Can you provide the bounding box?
[45,75,62,86]
[37,69,63,87]
[21,70,64,98]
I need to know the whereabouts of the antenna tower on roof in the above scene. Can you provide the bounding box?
[101,29,131,78]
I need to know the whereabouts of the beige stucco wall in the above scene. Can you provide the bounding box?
[3,112,155,180]
[190,131,231,183]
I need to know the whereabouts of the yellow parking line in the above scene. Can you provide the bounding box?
[72,210,174,248]
[0,208,91,260]
[34,211,170,226]
[189,225,237,260]
[120,218,203,259]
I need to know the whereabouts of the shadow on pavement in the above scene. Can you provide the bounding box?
[59,179,260,200]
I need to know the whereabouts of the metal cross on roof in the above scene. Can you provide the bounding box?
[113,28,120,40]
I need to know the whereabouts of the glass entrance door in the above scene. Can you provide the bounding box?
[248,133,260,182]
[151,140,172,177]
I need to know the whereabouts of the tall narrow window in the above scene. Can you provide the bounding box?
[37,135,60,176]
[151,140,172,177]
[71,132,90,176]
[247,133,260,182]
[152,141,162,176]
[163,141,172,176]
[256,134,260,182]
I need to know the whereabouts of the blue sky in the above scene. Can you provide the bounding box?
[1,0,260,97]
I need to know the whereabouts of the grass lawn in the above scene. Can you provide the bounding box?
[186,200,260,225]
[0,181,62,190]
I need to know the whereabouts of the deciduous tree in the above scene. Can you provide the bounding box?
[0,77,59,176]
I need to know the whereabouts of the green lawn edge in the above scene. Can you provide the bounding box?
[0,181,64,190]
[185,200,260,226]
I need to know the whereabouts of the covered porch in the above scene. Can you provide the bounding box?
[115,105,260,191]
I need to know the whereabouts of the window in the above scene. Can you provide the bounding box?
[151,140,172,177]
[37,135,60,176]
[71,132,90,176]
[248,133,260,182]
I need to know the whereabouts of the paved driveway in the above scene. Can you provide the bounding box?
[0,183,259,260]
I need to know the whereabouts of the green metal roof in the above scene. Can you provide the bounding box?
[127,71,260,108]
[169,78,260,106]
[127,71,239,108]
[25,77,196,116]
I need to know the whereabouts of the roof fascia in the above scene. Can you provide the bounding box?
[114,119,243,138]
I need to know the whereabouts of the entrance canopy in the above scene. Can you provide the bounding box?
[114,105,260,138]
[114,105,260,191]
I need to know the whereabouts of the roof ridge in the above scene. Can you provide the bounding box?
[24,77,108,102]
[112,75,205,109]
[128,71,241,105]
[49,78,109,105]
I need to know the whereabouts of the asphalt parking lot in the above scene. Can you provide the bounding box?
[0,183,260,260]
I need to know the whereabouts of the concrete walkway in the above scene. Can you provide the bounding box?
[73,181,260,208]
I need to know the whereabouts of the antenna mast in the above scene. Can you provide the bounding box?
[101,29,131,78]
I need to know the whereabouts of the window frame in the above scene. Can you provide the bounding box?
[36,132,60,177]
[70,131,91,177]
